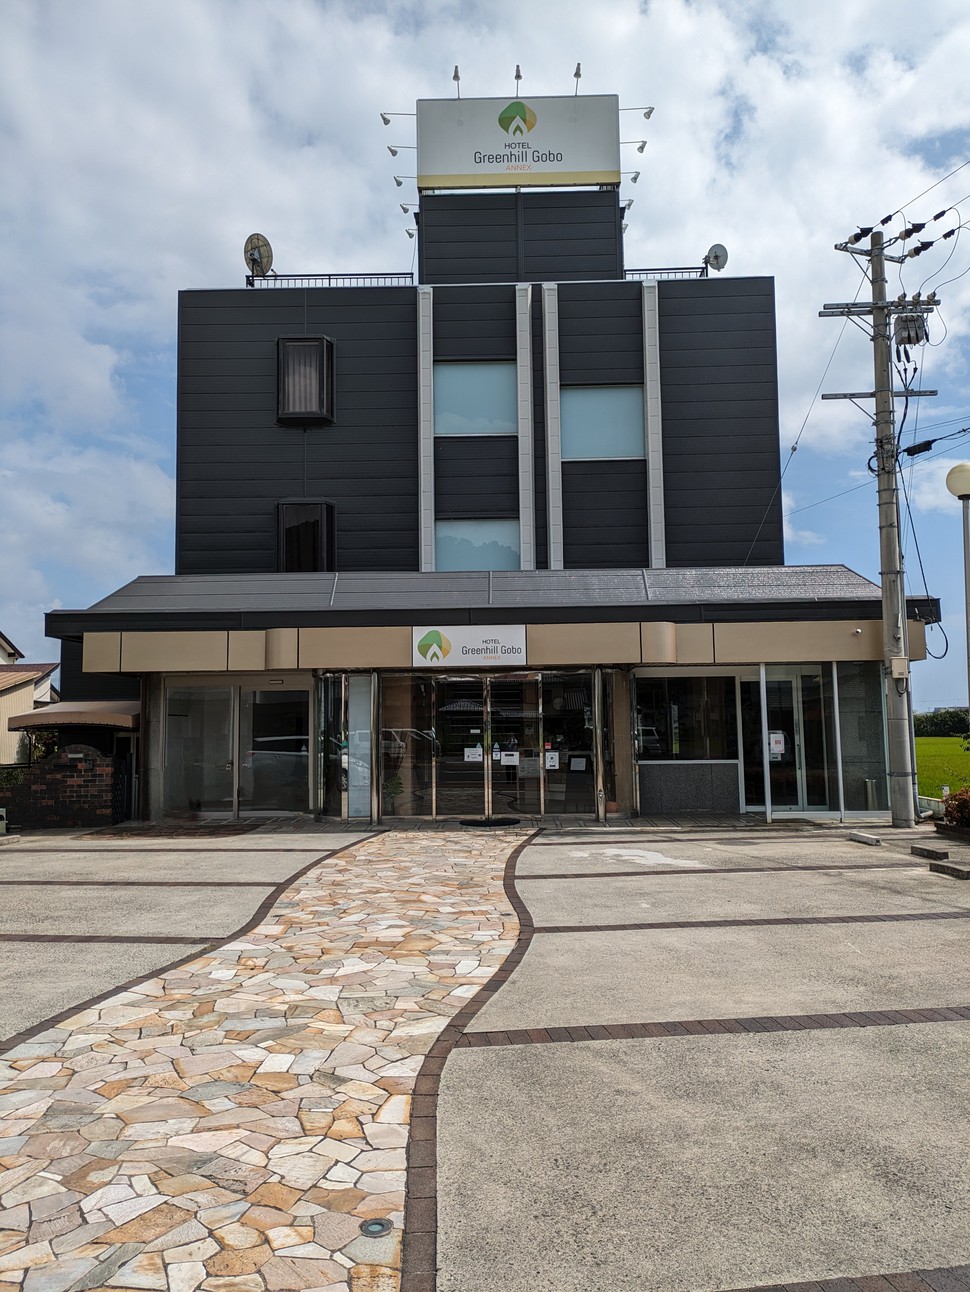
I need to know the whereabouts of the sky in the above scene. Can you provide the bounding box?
[2,0,970,708]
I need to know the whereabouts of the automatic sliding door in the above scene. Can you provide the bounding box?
[436,679,486,816]
[164,688,234,814]
[490,678,540,815]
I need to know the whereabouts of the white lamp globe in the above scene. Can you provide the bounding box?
[946,462,970,499]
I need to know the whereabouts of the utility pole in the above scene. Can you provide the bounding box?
[821,226,943,827]
[870,230,915,828]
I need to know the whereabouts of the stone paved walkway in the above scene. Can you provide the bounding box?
[0,831,526,1292]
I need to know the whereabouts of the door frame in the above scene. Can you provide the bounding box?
[377,669,602,821]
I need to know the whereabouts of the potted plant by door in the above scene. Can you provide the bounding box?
[382,774,403,815]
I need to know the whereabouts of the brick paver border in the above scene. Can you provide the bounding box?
[457,1005,970,1048]
[533,910,970,934]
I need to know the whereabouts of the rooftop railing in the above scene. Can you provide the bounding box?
[246,266,708,288]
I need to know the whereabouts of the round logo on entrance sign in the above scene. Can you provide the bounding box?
[498,100,538,136]
[417,630,452,663]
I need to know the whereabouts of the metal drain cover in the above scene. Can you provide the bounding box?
[359,1218,394,1238]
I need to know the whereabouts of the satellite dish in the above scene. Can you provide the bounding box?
[244,233,273,277]
[704,242,729,272]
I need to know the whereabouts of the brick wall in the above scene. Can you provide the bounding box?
[0,744,117,829]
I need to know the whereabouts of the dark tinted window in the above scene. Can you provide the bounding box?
[278,337,335,422]
[278,501,334,572]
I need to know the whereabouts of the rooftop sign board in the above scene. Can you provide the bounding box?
[416,94,620,190]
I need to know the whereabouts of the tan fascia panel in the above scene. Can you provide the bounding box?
[908,619,927,661]
[674,623,715,664]
[713,620,883,664]
[640,621,676,664]
[228,631,266,671]
[265,628,299,670]
[299,626,411,669]
[120,631,229,672]
[527,622,641,666]
[83,632,122,673]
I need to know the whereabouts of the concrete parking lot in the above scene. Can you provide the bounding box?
[437,827,970,1291]
[0,830,367,1044]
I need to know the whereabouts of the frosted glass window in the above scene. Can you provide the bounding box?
[434,362,517,436]
[560,386,645,460]
[435,519,520,571]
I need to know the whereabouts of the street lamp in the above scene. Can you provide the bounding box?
[945,461,970,722]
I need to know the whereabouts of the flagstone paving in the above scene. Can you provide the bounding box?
[0,830,525,1292]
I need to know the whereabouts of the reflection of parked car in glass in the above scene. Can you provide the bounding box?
[637,726,663,757]
[240,736,309,809]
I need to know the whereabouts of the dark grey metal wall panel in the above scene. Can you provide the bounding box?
[434,437,519,519]
[561,461,648,568]
[432,286,516,359]
[419,191,623,285]
[522,192,623,281]
[59,639,140,703]
[177,286,418,575]
[557,281,644,385]
[420,195,519,284]
[659,277,783,567]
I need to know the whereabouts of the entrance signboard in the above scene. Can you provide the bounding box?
[416,95,620,190]
[412,625,527,668]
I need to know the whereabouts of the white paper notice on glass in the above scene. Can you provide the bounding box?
[500,751,520,766]
[769,732,785,755]
[544,751,560,770]
[464,746,483,763]
[569,756,587,772]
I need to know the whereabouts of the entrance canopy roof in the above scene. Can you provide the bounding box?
[7,701,140,732]
[45,566,939,637]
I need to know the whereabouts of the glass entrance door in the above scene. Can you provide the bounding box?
[741,670,835,812]
[435,678,487,817]
[489,677,541,816]
[239,687,310,813]
[164,687,234,814]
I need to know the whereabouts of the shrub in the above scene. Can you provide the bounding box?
[943,786,970,827]
[914,708,969,737]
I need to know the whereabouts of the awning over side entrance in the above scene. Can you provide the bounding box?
[7,700,140,731]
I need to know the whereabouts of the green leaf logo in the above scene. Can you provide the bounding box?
[498,100,537,136]
[417,630,451,663]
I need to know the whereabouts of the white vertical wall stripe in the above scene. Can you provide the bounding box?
[542,284,564,570]
[417,287,435,571]
[516,284,535,570]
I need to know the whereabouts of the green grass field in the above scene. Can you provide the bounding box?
[915,736,970,799]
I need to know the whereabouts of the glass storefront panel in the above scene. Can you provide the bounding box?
[490,678,541,816]
[318,675,344,818]
[635,677,738,760]
[381,676,434,816]
[238,688,309,813]
[542,673,595,814]
[837,661,889,810]
[347,675,373,818]
[164,687,233,814]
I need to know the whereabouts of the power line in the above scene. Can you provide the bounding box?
[784,429,970,518]
[741,263,869,565]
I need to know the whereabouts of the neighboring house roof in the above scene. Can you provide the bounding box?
[0,631,24,662]
[0,663,59,696]
[45,565,940,633]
